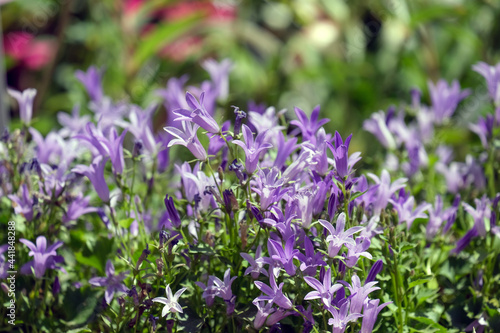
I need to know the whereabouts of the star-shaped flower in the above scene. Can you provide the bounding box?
[153,284,187,317]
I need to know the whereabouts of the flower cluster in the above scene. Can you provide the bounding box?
[2,59,500,332]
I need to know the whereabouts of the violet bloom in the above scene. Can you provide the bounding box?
[75,66,104,102]
[62,193,98,225]
[76,124,127,175]
[19,236,64,278]
[240,245,268,279]
[290,105,329,142]
[363,110,397,150]
[57,105,91,137]
[360,299,392,333]
[473,61,500,104]
[327,299,362,333]
[173,92,220,133]
[0,245,9,279]
[345,237,373,268]
[470,114,495,149]
[319,213,363,258]
[367,170,407,215]
[232,125,273,174]
[7,88,36,125]
[89,260,128,304]
[326,131,353,180]
[365,260,383,284]
[200,269,237,304]
[426,195,459,240]
[164,121,207,161]
[428,79,470,124]
[72,156,110,202]
[296,237,327,276]
[253,300,276,329]
[303,267,343,307]
[164,195,182,228]
[463,195,491,237]
[254,270,293,310]
[389,195,431,230]
[8,184,34,221]
[343,275,380,314]
[273,132,298,170]
[202,58,233,101]
[153,284,187,317]
[268,236,299,276]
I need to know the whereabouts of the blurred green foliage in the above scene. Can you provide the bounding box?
[2,0,500,152]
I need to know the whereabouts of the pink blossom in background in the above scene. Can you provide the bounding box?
[4,32,56,70]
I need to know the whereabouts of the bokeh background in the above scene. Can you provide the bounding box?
[2,0,500,152]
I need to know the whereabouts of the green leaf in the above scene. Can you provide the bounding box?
[75,252,103,274]
[131,15,201,70]
[411,316,447,332]
[118,217,135,229]
[408,277,433,290]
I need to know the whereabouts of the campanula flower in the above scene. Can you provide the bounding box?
[303,267,343,306]
[473,61,500,105]
[428,79,470,124]
[326,299,362,333]
[164,121,208,161]
[290,105,329,142]
[296,237,327,276]
[241,245,268,279]
[232,125,273,174]
[254,270,293,309]
[72,156,110,202]
[153,284,187,316]
[89,260,128,304]
[345,237,372,268]
[360,299,392,333]
[75,66,104,102]
[173,92,220,133]
[19,236,64,278]
[319,213,363,258]
[7,88,36,125]
[8,184,35,222]
[268,236,299,276]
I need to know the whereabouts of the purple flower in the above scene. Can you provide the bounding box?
[253,300,275,329]
[470,114,495,149]
[203,269,237,302]
[7,88,36,125]
[233,107,246,136]
[173,92,220,133]
[290,105,329,142]
[201,58,233,101]
[426,195,460,240]
[303,267,343,306]
[296,237,327,276]
[119,104,157,154]
[0,245,9,279]
[164,121,207,161]
[343,275,380,314]
[365,260,383,284]
[428,79,470,124]
[360,299,392,333]
[274,132,299,170]
[164,195,182,228]
[75,66,104,102]
[327,299,362,333]
[72,156,110,202]
[89,260,128,304]
[389,195,431,230]
[473,61,500,104]
[268,236,299,276]
[241,245,268,279]
[345,237,373,268]
[62,193,98,225]
[58,105,92,137]
[254,270,293,309]
[463,195,491,237]
[8,184,34,221]
[363,110,397,150]
[75,123,127,174]
[326,132,353,180]
[319,213,363,258]
[232,125,273,174]
[153,284,187,316]
[366,170,407,215]
[19,236,64,278]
